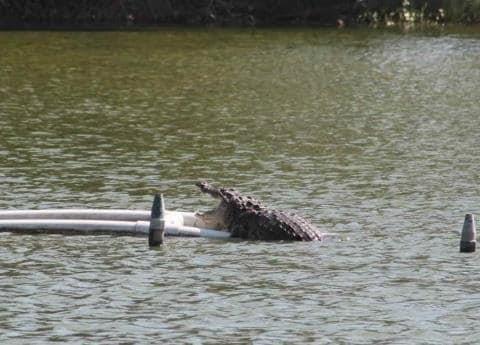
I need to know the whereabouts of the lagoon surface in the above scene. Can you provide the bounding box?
[1,27,480,343]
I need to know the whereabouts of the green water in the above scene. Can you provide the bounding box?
[1,28,480,343]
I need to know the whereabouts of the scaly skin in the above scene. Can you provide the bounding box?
[196,181,323,241]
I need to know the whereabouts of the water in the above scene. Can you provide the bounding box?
[0,27,480,343]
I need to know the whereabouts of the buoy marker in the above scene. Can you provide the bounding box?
[148,193,165,246]
[460,213,476,253]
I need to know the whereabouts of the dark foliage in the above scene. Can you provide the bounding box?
[0,0,478,28]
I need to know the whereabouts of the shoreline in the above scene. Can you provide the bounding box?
[1,1,479,30]
[0,23,479,33]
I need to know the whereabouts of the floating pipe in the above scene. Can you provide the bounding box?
[0,209,151,221]
[0,219,231,239]
[0,209,206,228]
[0,219,148,236]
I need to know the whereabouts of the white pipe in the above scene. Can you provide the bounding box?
[0,219,147,235]
[0,219,231,239]
[166,225,231,238]
[0,209,203,227]
[0,209,158,221]
[0,209,148,220]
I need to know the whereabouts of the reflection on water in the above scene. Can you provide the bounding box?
[0,28,480,343]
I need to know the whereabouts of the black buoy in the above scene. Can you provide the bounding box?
[148,193,165,247]
[460,213,476,253]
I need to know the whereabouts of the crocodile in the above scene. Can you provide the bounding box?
[195,181,323,241]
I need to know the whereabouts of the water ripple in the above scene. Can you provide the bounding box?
[1,28,480,343]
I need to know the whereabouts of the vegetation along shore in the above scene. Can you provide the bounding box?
[1,0,479,29]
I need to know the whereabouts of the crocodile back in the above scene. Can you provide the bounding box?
[232,210,323,241]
